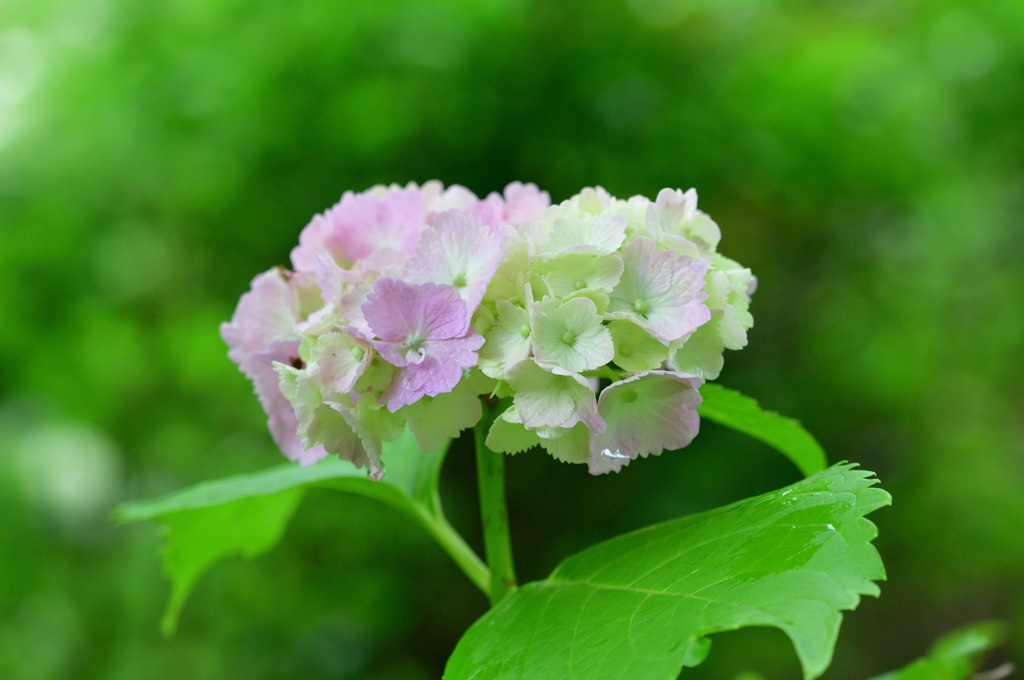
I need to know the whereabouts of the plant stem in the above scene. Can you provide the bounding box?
[410,505,490,595]
[474,414,517,606]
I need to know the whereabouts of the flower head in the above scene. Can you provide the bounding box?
[224,181,754,477]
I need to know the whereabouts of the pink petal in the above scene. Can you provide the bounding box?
[296,188,426,266]
[290,213,336,273]
[406,210,509,316]
[382,335,484,411]
[363,278,471,343]
[468,193,508,229]
[425,184,479,223]
[220,268,301,364]
[245,341,328,467]
[503,182,551,225]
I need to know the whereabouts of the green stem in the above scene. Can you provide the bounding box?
[474,414,517,606]
[410,505,490,595]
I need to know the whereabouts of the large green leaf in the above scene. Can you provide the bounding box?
[699,384,827,476]
[444,463,889,680]
[867,620,1007,680]
[115,430,485,633]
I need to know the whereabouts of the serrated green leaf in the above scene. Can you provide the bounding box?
[698,383,827,476]
[444,463,890,680]
[867,620,1007,680]
[116,430,486,632]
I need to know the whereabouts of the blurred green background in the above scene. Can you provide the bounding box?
[1,0,1022,677]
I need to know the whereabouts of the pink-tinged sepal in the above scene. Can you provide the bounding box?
[220,268,302,363]
[607,236,711,344]
[589,370,702,474]
[405,210,510,317]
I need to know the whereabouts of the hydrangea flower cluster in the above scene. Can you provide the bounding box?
[222,181,755,478]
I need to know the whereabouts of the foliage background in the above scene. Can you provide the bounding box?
[1,0,1021,677]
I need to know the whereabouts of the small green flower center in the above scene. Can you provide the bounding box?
[575,280,588,290]
[519,324,531,338]
[560,330,576,346]
[632,299,649,315]
[452,273,467,288]
[406,334,424,350]
[622,389,638,403]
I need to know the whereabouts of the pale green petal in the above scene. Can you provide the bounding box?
[645,188,721,254]
[668,312,726,381]
[274,362,320,445]
[307,402,364,462]
[684,211,722,252]
[564,289,609,314]
[569,324,615,373]
[486,406,542,455]
[275,362,304,415]
[322,392,404,475]
[352,354,396,394]
[571,186,613,215]
[717,255,756,345]
[616,195,650,233]
[477,358,504,381]
[403,370,489,453]
[530,297,614,373]
[538,423,590,464]
[486,404,592,464]
[492,379,514,400]
[719,305,749,351]
[541,253,624,297]
[696,256,756,355]
[526,273,550,301]
[702,269,730,309]
[544,213,626,256]
[518,217,552,252]
[608,320,670,372]
[506,359,604,433]
[354,392,405,445]
[644,228,700,259]
[471,304,495,336]
[297,334,317,365]
[480,300,532,367]
[484,232,531,306]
